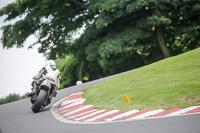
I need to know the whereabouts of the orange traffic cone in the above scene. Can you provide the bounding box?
[125,95,131,103]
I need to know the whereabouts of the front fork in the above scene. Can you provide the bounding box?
[31,79,55,106]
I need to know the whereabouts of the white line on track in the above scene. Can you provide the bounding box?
[60,98,83,106]
[68,109,97,119]
[58,99,86,110]
[105,110,139,121]
[127,109,164,120]
[165,106,200,117]
[63,105,94,117]
[85,110,119,122]
[74,110,106,121]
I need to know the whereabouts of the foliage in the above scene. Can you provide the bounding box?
[56,55,80,88]
[1,0,200,87]
[0,93,29,105]
[0,0,88,58]
[67,0,200,86]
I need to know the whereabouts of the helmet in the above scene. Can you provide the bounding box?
[46,60,56,66]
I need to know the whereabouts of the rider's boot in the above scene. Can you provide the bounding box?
[28,87,37,97]
[53,92,57,97]
[46,92,57,105]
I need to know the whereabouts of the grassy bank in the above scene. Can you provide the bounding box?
[83,48,200,110]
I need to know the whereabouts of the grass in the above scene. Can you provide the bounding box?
[83,48,200,110]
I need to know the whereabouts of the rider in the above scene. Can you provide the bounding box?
[28,60,61,99]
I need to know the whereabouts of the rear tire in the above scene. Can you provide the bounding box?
[31,89,47,113]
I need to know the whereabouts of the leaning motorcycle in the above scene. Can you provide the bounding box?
[30,78,56,113]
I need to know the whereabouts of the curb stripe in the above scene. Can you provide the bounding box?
[85,110,120,122]
[59,105,85,115]
[184,106,200,114]
[95,110,127,122]
[149,107,183,117]
[116,110,150,121]
[69,109,97,120]
[74,110,105,121]
[63,105,93,117]
[165,106,200,117]
[65,106,95,118]
[105,110,139,121]
[128,109,164,120]
[58,102,75,109]
[60,98,83,106]
[59,103,84,113]
[58,99,86,111]
[62,93,83,102]
[81,110,111,122]
[51,92,200,124]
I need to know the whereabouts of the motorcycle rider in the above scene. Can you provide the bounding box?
[28,60,60,102]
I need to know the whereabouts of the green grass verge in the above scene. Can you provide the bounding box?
[83,48,200,110]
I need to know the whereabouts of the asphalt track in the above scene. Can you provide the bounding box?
[0,74,200,133]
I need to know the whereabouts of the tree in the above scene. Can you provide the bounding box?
[0,93,29,105]
[70,0,200,77]
[0,0,88,58]
[1,0,200,87]
[0,94,20,104]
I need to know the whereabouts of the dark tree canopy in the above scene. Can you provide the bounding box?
[1,0,200,87]
[0,0,88,58]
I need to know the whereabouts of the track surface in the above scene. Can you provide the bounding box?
[0,74,200,133]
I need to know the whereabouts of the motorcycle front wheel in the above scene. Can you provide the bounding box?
[31,89,47,113]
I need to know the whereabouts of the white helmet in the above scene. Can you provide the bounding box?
[46,60,56,66]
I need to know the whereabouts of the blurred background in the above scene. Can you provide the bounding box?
[0,0,45,99]
[0,0,199,104]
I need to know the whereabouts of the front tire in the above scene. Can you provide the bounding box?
[31,89,47,113]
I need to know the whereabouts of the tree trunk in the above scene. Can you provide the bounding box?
[156,26,170,58]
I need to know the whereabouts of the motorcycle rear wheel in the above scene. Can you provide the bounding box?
[31,89,47,113]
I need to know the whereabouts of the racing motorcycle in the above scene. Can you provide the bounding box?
[30,78,56,113]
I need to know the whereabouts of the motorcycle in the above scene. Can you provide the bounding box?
[30,78,56,113]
